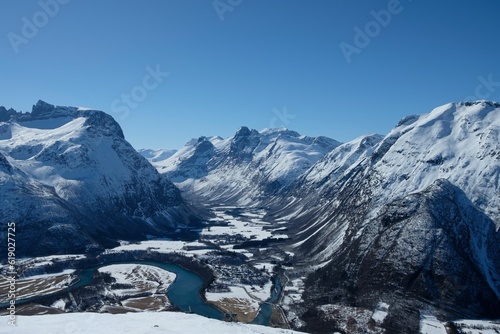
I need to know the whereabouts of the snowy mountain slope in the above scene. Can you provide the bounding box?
[137,148,177,162]
[302,179,500,333]
[0,101,198,258]
[142,127,340,205]
[274,101,500,333]
[263,133,384,261]
[301,133,383,188]
[368,101,500,224]
[282,101,500,260]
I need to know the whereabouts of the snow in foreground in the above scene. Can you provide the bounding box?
[420,315,500,334]
[3,312,306,334]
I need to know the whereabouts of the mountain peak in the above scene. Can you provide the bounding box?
[197,136,209,143]
[234,126,253,137]
[260,127,301,138]
[0,106,17,122]
[392,100,500,137]
[0,100,126,139]
[33,99,55,112]
[460,100,500,108]
[30,100,78,119]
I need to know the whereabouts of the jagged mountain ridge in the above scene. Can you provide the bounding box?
[145,127,341,205]
[0,101,198,258]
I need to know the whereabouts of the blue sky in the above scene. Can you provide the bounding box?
[1,0,499,149]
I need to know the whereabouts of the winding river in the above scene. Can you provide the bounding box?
[79,261,223,320]
[250,276,282,326]
[2,261,282,326]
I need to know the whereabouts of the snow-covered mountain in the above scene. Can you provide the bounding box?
[142,127,340,206]
[137,148,176,162]
[282,101,500,260]
[273,101,500,332]
[0,101,197,258]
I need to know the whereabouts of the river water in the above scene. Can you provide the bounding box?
[79,261,223,320]
[3,261,281,326]
[250,276,282,325]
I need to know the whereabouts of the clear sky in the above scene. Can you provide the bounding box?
[1,0,499,149]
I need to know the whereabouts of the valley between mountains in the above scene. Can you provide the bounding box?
[1,100,499,333]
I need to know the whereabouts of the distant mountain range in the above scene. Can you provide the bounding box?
[140,127,340,205]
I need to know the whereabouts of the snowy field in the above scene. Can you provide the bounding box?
[98,264,175,291]
[105,207,287,257]
[420,315,447,334]
[105,239,214,257]
[97,264,176,311]
[206,281,273,321]
[420,315,500,334]
[202,208,288,242]
[0,270,75,301]
[3,312,306,333]
[14,255,86,273]
[371,302,389,325]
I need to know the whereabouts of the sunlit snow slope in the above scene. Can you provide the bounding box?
[281,101,500,333]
